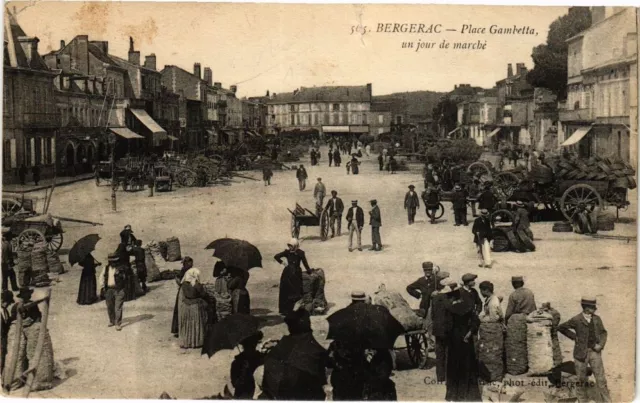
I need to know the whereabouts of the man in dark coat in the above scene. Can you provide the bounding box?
[460,273,482,315]
[131,240,147,294]
[404,185,420,225]
[406,262,436,317]
[296,164,308,191]
[429,273,452,377]
[328,148,334,167]
[18,164,27,185]
[477,183,498,213]
[31,164,41,186]
[557,297,610,403]
[472,209,493,268]
[333,149,341,167]
[119,224,137,247]
[504,276,537,323]
[451,184,468,226]
[346,200,364,252]
[378,153,384,171]
[325,190,344,237]
[1,231,18,291]
[369,199,382,251]
[1,290,14,374]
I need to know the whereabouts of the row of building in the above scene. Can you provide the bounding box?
[452,6,637,166]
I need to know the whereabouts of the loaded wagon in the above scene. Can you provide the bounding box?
[4,214,64,252]
[287,203,330,241]
[153,164,173,192]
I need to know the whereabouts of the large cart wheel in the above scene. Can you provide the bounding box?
[559,184,603,222]
[491,209,514,226]
[466,162,492,182]
[426,203,445,219]
[45,233,63,252]
[319,210,330,241]
[405,332,428,368]
[290,216,300,239]
[177,170,197,187]
[2,199,22,219]
[493,172,520,200]
[17,229,45,251]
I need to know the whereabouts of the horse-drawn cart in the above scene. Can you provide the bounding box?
[287,203,330,241]
[4,214,64,252]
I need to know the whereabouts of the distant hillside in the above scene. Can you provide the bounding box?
[373,90,445,120]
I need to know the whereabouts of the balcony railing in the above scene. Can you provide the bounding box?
[558,108,593,122]
[22,113,61,128]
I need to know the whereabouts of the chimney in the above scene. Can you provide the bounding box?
[194,63,201,79]
[266,90,270,97]
[516,63,527,76]
[128,37,140,65]
[214,82,222,90]
[203,67,212,85]
[60,40,65,50]
[366,83,372,98]
[507,63,513,78]
[144,53,157,70]
[230,85,237,94]
[17,36,40,66]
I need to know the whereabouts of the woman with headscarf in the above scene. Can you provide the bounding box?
[178,268,209,348]
[171,257,193,336]
[274,239,312,315]
[77,253,100,305]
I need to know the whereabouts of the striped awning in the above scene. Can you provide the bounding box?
[131,109,167,143]
[110,127,144,139]
[487,128,501,138]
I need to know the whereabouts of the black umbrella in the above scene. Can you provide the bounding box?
[326,303,404,349]
[261,333,327,399]
[201,313,261,358]
[205,238,262,271]
[68,234,101,266]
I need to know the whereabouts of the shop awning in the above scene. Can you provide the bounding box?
[131,109,167,141]
[323,126,350,133]
[487,128,501,138]
[350,126,369,133]
[448,127,461,136]
[110,127,144,139]
[167,135,179,141]
[561,126,592,147]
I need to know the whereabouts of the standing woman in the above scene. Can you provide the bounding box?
[178,268,209,348]
[77,253,100,305]
[228,268,251,314]
[274,239,312,315]
[351,156,360,175]
[171,257,194,336]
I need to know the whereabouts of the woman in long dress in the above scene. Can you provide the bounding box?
[171,257,193,336]
[77,253,100,305]
[228,268,250,314]
[178,268,209,348]
[443,281,481,402]
[274,238,312,315]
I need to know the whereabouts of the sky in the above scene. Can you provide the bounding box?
[7,2,569,97]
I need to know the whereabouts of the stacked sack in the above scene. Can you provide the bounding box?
[526,310,555,375]
[166,237,182,262]
[478,322,505,382]
[301,268,328,315]
[372,283,423,331]
[16,249,32,287]
[46,250,64,274]
[547,155,636,186]
[144,248,161,282]
[31,243,51,287]
[505,313,528,375]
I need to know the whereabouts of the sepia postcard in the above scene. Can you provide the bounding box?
[0,2,637,401]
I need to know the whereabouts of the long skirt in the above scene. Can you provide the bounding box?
[77,267,98,305]
[171,286,181,335]
[278,266,302,315]
[478,322,504,382]
[231,288,250,314]
[124,270,138,302]
[3,323,54,391]
[445,336,482,402]
[178,291,208,348]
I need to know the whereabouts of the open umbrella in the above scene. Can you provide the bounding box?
[261,333,327,400]
[326,303,404,349]
[201,313,261,358]
[68,234,101,266]
[205,238,262,271]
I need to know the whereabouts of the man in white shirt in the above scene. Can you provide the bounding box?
[99,253,127,331]
[313,178,327,214]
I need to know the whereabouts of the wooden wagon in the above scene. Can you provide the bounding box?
[287,203,330,241]
[4,214,64,252]
[395,328,429,368]
[153,164,173,192]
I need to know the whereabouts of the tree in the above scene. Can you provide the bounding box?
[432,98,458,136]
[526,7,592,100]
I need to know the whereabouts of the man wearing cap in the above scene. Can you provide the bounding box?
[404,185,420,225]
[1,230,18,291]
[472,209,493,268]
[406,262,437,319]
[324,190,344,237]
[296,164,308,191]
[350,290,368,305]
[369,200,382,251]
[451,184,468,226]
[426,272,450,376]
[460,273,482,314]
[558,297,610,402]
[346,200,364,252]
[504,276,537,323]
[513,200,534,248]
[99,253,128,331]
[119,225,137,247]
[313,178,327,214]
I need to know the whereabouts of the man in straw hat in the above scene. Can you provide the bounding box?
[404,185,420,225]
[99,253,128,331]
[472,209,493,268]
[346,200,364,252]
[558,297,610,402]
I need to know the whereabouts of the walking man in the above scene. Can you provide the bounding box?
[558,297,611,403]
[262,167,273,186]
[472,209,493,268]
[1,230,18,291]
[18,164,27,185]
[369,199,382,251]
[404,185,420,225]
[99,253,127,331]
[32,164,41,186]
[451,185,468,226]
[333,149,341,167]
[296,164,308,191]
[328,148,334,167]
[346,200,364,252]
[378,152,384,171]
[313,178,326,214]
[324,190,344,237]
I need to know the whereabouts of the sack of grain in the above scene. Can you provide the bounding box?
[301,271,318,313]
[216,293,233,321]
[159,241,169,261]
[478,322,504,382]
[146,241,166,271]
[31,243,49,275]
[166,237,182,262]
[505,313,528,375]
[145,249,161,282]
[16,249,33,287]
[312,268,328,315]
[526,311,554,375]
[373,284,423,331]
[46,250,64,274]
[159,270,178,280]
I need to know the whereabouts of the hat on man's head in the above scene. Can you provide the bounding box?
[454,185,462,191]
[370,199,377,204]
[107,253,120,262]
[124,224,132,232]
[351,200,358,204]
[511,276,524,282]
[287,238,299,247]
[516,200,525,207]
[480,209,489,216]
[331,190,337,195]
[409,185,415,189]
[462,273,477,283]
[317,177,322,181]
[1,290,14,304]
[581,296,597,307]
[440,278,457,288]
[422,262,434,270]
[350,290,367,301]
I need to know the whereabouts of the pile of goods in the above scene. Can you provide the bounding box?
[526,310,555,375]
[505,313,528,375]
[30,243,51,287]
[301,268,328,315]
[145,239,183,281]
[372,284,423,331]
[551,221,573,233]
[478,321,504,382]
[491,226,535,253]
[202,280,232,321]
[546,155,636,188]
[16,249,32,287]
[166,237,182,262]
[421,138,483,165]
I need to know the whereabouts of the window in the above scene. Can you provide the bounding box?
[396,115,403,125]
[290,105,295,112]
[362,114,367,125]
[3,84,8,115]
[332,103,340,112]
[290,115,295,126]
[44,138,52,164]
[574,101,580,110]
[378,114,383,124]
